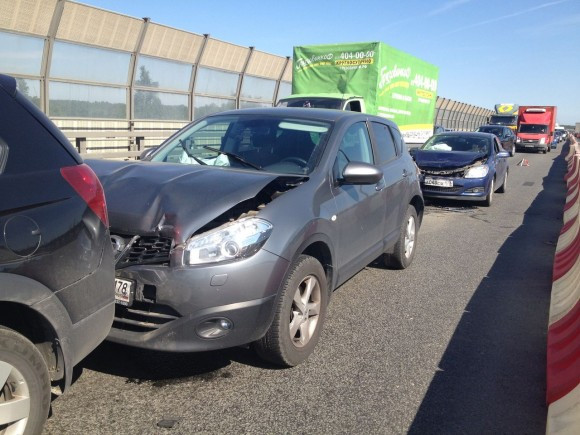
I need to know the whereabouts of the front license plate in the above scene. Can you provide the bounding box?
[115,278,134,306]
[525,144,534,148]
[424,177,453,187]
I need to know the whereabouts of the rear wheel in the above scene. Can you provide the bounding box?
[384,205,418,269]
[0,326,50,435]
[254,255,328,367]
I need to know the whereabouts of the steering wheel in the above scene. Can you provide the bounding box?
[280,157,308,167]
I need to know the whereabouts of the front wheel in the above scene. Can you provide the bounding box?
[497,170,507,193]
[254,255,328,367]
[510,145,515,157]
[384,205,418,269]
[483,178,494,207]
[0,326,50,435]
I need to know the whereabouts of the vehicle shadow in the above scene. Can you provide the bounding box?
[406,146,568,433]
[77,340,280,385]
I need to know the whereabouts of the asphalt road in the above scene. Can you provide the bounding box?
[43,144,568,434]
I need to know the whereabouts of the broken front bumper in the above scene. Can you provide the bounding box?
[420,176,492,201]
[108,248,289,352]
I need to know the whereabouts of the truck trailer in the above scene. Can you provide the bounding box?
[489,103,518,132]
[278,42,439,145]
[516,106,557,154]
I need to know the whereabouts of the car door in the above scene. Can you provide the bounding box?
[331,121,386,283]
[493,137,507,181]
[369,121,406,247]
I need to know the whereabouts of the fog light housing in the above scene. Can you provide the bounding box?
[466,187,485,193]
[196,318,234,339]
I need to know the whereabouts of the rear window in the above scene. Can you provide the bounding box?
[0,88,76,175]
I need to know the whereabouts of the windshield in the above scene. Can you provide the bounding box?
[278,98,343,110]
[477,126,504,136]
[150,114,332,175]
[519,124,548,134]
[421,134,490,154]
[489,115,517,125]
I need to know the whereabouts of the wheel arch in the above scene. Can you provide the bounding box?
[0,273,74,393]
[409,194,425,226]
[294,235,335,295]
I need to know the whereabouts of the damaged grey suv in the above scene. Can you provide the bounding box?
[88,108,423,366]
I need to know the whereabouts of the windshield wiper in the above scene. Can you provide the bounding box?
[179,139,207,165]
[203,146,262,170]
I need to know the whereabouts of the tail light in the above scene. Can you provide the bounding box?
[60,164,108,226]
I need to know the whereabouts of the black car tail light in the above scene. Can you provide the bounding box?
[60,163,108,226]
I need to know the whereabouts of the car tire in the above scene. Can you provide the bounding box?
[0,326,50,435]
[483,179,494,207]
[254,255,328,367]
[384,205,418,270]
[542,147,547,154]
[497,170,507,193]
[510,145,515,157]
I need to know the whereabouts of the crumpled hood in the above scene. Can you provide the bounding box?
[414,151,486,169]
[86,159,282,244]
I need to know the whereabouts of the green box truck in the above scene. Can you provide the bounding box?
[277,42,439,144]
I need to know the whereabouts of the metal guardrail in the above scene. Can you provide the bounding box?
[63,130,178,159]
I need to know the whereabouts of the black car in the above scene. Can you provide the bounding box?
[476,125,516,156]
[88,108,424,367]
[0,74,114,433]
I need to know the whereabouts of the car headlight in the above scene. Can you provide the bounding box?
[465,164,489,178]
[185,217,273,265]
[539,138,545,144]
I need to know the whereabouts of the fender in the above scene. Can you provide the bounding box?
[0,273,75,390]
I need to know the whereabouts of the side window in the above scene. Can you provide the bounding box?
[344,100,362,112]
[389,126,404,154]
[494,138,501,153]
[334,122,373,178]
[370,122,397,164]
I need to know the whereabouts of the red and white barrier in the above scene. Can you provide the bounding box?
[546,137,580,434]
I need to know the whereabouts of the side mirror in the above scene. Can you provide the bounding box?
[497,151,510,158]
[139,146,158,160]
[341,162,383,185]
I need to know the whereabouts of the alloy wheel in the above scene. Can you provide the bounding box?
[289,275,321,348]
[0,361,30,435]
[404,216,416,259]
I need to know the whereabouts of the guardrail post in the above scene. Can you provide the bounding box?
[135,137,145,152]
[75,137,87,154]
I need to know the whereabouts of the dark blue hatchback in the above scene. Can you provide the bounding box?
[412,132,510,207]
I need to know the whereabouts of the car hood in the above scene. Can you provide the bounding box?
[86,159,294,244]
[414,151,486,169]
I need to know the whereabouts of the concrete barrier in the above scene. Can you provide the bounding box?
[546,136,580,434]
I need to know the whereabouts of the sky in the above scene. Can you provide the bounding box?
[80,0,580,125]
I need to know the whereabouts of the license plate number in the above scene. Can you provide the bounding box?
[424,177,453,187]
[115,278,134,306]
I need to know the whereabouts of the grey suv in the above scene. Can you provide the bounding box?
[0,74,114,433]
[88,108,423,367]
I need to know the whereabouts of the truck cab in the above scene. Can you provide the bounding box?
[277,93,366,113]
[516,106,557,154]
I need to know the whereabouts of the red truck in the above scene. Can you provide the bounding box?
[516,106,557,154]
